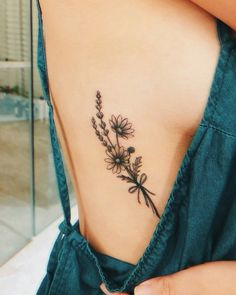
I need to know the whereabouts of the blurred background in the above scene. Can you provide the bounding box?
[0,1,76,292]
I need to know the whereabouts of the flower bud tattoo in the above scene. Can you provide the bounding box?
[91,90,160,218]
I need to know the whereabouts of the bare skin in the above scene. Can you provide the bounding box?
[190,0,236,30]
[39,0,220,265]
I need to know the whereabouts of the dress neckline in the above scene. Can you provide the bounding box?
[118,17,235,289]
[70,18,236,292]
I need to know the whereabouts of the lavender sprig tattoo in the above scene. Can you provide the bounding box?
[91,90,161,218]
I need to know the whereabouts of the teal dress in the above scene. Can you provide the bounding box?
[35,1,236,294]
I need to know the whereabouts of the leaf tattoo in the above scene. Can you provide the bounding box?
[91,90,161,218]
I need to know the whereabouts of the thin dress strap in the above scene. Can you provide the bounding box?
[35,0,72,228]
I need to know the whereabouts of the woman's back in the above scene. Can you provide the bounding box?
[39,0,220,265]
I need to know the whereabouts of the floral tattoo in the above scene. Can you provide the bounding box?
[91,90,161,218]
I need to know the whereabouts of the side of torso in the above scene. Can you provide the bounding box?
[39,0,220,265]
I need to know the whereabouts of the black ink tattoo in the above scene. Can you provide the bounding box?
[91,90,161,218]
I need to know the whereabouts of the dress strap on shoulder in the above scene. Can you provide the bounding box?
[35,0,72,226]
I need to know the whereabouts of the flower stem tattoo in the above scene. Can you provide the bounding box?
[91,90,161,219]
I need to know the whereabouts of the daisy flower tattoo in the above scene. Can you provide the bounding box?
[91,90,160,218]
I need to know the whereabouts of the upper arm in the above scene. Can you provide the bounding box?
[190,0,236,31]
